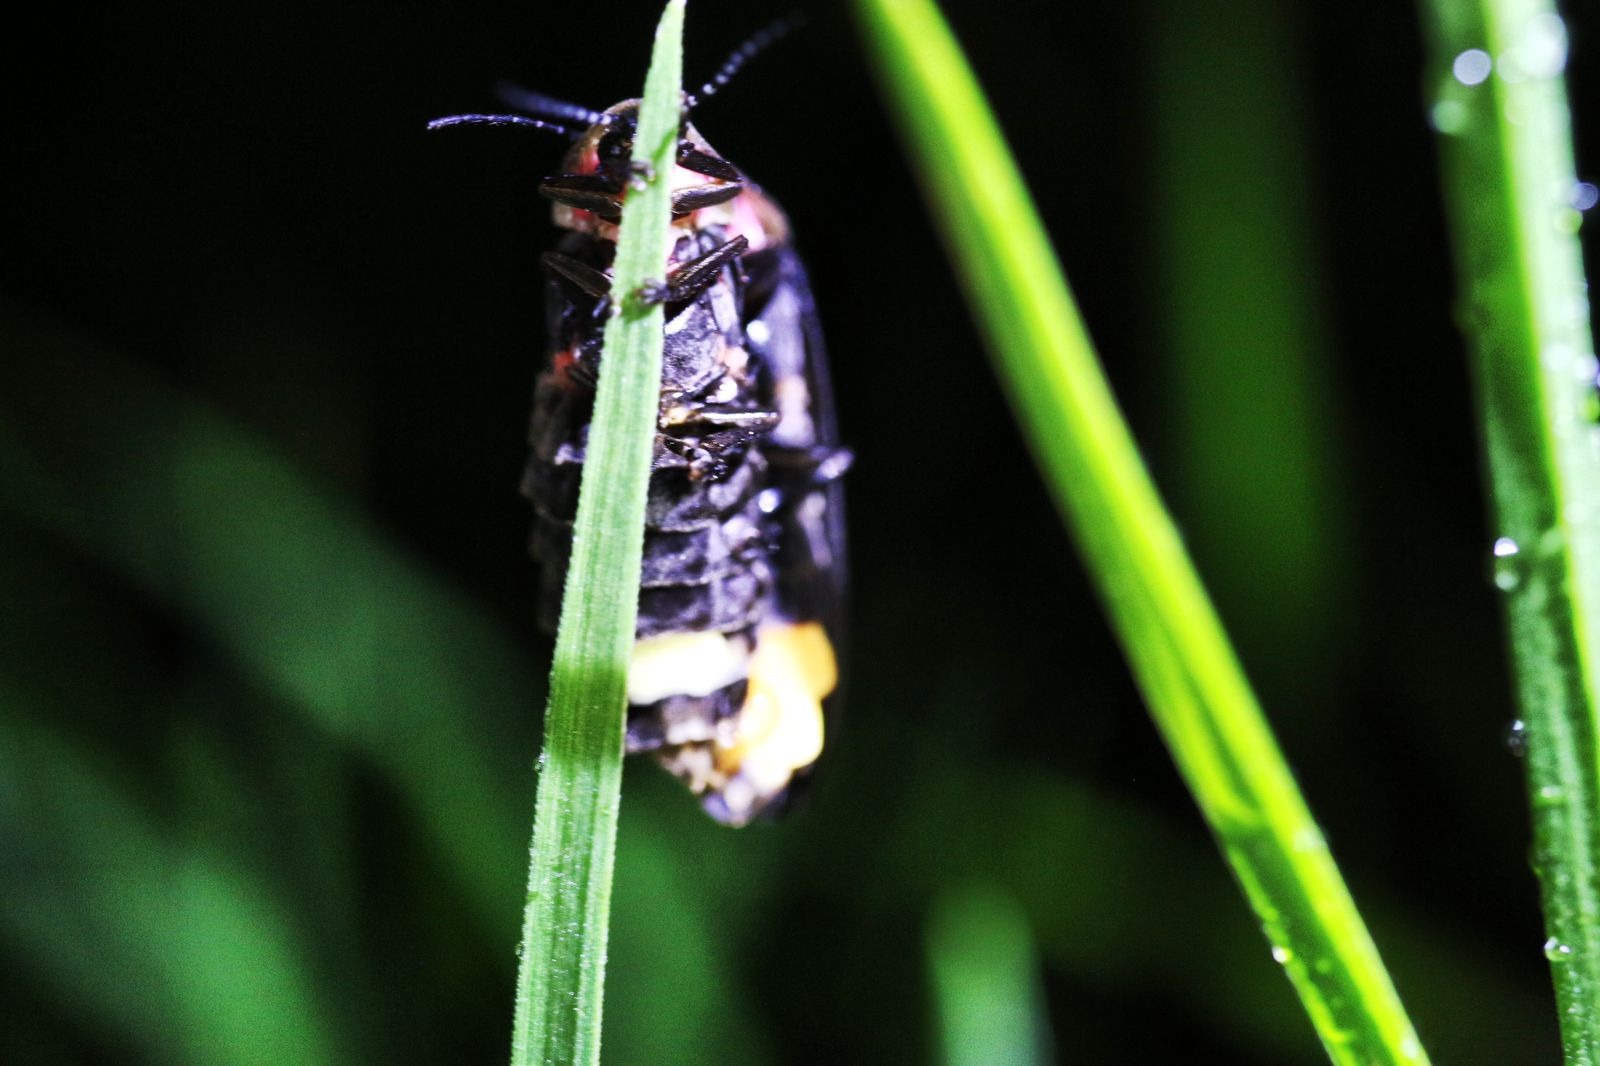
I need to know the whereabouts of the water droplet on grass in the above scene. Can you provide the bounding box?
[1453,48,1493,85]
[1518,14,1569,79]
[1493,537,1524,589]
[1507,718,1529,756]
[1571,352,1599,384]
[1431,99,1471,134]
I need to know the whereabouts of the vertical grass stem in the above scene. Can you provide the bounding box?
[508,4,685,1063]
[1422,2,1600,1061]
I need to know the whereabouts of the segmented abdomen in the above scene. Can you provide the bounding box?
[522,223,777,754]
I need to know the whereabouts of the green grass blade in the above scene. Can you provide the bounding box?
[508,3,684,1063]
[853,1,1427,1062]
[0,308,533,933]
[926,885,1052,1066]
[1147,0,1352,700]
[0,718,344,1066]
[1421,3,1600,1061]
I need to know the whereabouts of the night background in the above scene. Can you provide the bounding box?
[2,0,1587,1061]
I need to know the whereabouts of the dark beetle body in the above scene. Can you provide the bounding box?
[520,101,848,825]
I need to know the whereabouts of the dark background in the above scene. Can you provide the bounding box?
[1,1,1587,1061]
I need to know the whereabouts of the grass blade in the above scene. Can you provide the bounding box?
[0,718,345,1066]
[1421,3,1600,1061]
[1146,0,1351,698]
[509,3,684,1063]
[926,884,1052,1066]
[852,1,1427,1062]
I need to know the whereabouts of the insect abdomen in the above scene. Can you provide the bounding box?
[520,101,846,825]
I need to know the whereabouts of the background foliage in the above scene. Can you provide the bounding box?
[2,0,1592,1061]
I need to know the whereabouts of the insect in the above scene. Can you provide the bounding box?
[431,27,849,825]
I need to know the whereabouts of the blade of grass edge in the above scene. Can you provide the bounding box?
[851,1,1428,1063]
[509,3,684,1064]
[1421,3,1600,1062]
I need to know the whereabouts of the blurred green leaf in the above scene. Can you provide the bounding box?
[927,884,1051,1066]
[0,716,344,1065]
[606,796,776,1066]
[1147,0,1350,698]
[0,306,534,934]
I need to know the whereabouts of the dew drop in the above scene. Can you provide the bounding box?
[1430,100,1471,135]
[1545,936,1575,961]
[1291,825,1326,853]
[1542,342,1574,370]
[1506,718,1529,757]
[1493,537,1524,590]
[1572,352,1599,384]
[1572,182,1600,212]
[1518,14,1569,79]
[1271,944,1293,965]
[1322,1023,1355,1046]
[1453,48,1493,85]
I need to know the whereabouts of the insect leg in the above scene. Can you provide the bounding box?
[539,174,623,220]
[663,405,781,432]
[672,184,742,215]
[542,252,612,299]
[677,142,742,182]
[767,444,854,485]
[638,236,749,306]
[660,435,730,480]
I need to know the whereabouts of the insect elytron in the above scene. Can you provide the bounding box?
[431,29,849,825]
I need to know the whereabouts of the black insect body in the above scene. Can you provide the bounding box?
[510,99,848,826]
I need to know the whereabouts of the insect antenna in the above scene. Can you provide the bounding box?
[685,15,804,110]
[494,83,607,126]
[426,113,578,136]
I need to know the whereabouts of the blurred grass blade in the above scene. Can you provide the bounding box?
[605,807,777,1065]
[0,717,344,1065]
[853,1,1427,1062]
[1147,0,1351,700]
[927,885,1052,1066]
[1421,2,1600,1061]
[0,310,533,934]
[509,3,684,1064]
